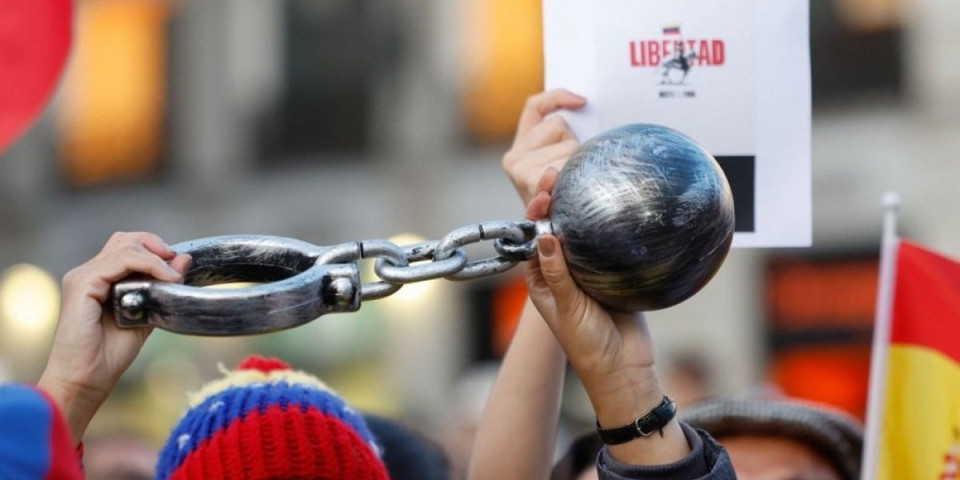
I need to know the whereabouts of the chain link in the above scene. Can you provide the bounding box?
[434,220,528,280]
[493,220,539,261]
[375,243,467,284]
[328,219,539,301]
[357,240,409,301]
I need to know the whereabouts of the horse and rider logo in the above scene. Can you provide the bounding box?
[660,39,697,85]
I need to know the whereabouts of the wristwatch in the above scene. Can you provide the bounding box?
[596,396,677,445]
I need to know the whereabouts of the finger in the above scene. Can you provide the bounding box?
[95,249,184,284]
[503,138,577,178]
[103,232,177,260]
[525,191,551,220]
[168,253,192,278]
[530,139,578,172]
[523,254,546,293]
[65,251,183,304]
[517,115,578,151]
[535,234,587,320]
[515,90,587,142]
[504,140,578,206]
[536,167,561,196]
[139,234,178,260]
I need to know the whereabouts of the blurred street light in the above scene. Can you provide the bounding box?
[0,264,60,344]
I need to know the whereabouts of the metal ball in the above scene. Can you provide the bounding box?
[549,124,735,311]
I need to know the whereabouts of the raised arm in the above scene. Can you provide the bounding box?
[37,232,191,445]
[468,90,586,480]
[524,187,691,469]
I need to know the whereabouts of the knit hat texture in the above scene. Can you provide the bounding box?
[681,397,863,480]
[156,355,389,480]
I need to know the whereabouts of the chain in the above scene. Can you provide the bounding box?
[349,219,543,301]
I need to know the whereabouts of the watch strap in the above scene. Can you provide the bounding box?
[596,396,677,445]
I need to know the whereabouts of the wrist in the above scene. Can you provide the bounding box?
[596,396,676,444]
[583,366,691,466]
[584,365,663,428]
[38,369,108,445]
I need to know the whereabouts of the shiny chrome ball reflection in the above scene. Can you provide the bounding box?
[549,124,735,311]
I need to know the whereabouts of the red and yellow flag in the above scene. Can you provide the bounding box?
[878,241,960,479]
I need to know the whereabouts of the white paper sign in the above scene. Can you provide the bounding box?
[544,0,811,247]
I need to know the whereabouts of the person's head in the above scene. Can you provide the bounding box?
[682,397,863,480]
[554,396,862,480]
[155,355,389,480]
[363,414,451,480]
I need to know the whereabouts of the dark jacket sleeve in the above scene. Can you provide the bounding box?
[595,422,735,480]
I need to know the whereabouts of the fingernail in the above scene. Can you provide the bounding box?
[538,237,555,257]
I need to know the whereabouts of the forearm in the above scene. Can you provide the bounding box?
[468,298,566,480]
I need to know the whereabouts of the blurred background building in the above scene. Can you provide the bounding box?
[1,0,959,477]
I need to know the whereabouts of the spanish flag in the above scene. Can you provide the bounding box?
[863,240,960,479]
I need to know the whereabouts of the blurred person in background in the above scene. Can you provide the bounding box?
[441,363,500,480]
[468,89,863,480]
[662,350,716,409]
[82,430,157,480]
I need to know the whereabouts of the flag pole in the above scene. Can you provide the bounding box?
[861,192,901,480]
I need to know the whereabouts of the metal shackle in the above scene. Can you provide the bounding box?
[113,236,364,336]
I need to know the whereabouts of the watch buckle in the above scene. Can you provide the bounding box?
[634,417,655,437]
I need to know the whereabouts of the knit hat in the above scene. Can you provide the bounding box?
[156,356,389,480]
[681,397,863,480]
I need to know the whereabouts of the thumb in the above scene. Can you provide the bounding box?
[536,235,588,320]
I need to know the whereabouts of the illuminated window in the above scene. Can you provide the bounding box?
[834,0,902,32]
[58,0,170,187]
[461,0,544,143]
[772,346,871,420]
[766,252,879,420]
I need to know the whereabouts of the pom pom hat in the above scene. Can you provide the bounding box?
[156,356,389,480]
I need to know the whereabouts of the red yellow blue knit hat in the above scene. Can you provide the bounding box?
[156,356,389,480]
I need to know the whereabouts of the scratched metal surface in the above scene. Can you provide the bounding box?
[550,124,735,311]
[113,236,361,336]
